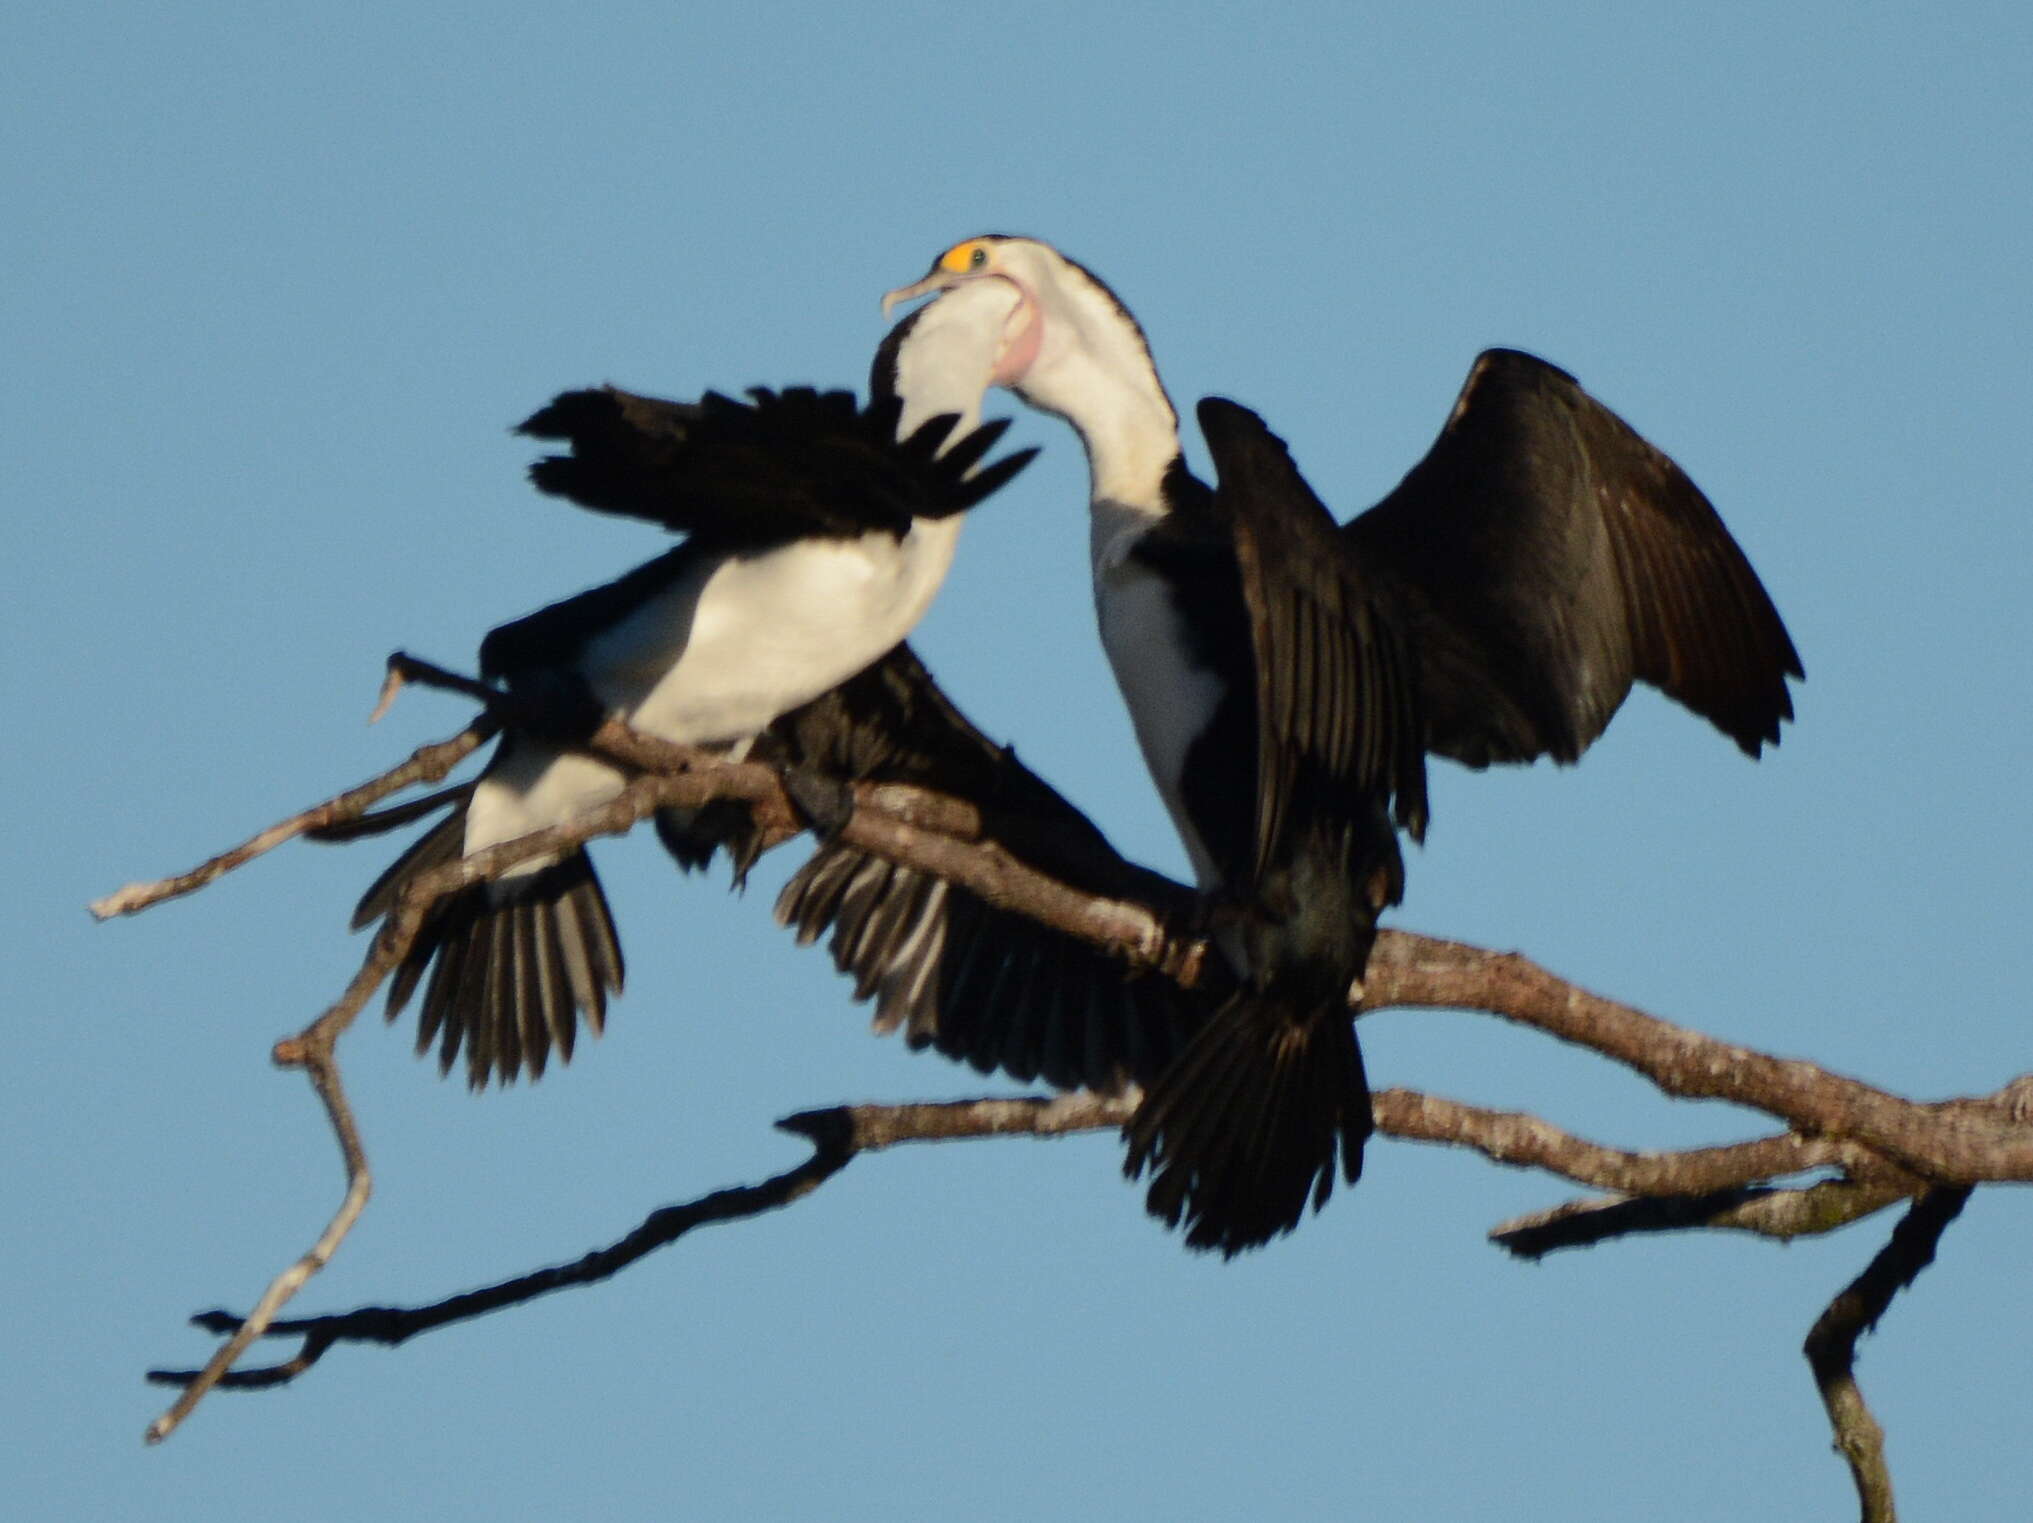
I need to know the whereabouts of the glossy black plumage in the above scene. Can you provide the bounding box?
[1204,397,1430,869]
[1345,348,1802,767]
[1120,373,1802,1253]
[767,643,1202,1094]
[1119,401,1428,1254]
[520,385,1035,550]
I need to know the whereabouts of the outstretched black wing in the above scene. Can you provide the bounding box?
[519,384,1036,550]
[1344,348,1802,767]
[768,643,1204,1095]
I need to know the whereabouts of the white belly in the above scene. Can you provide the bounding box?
[590,522,960,742]
[467,742,632,871]
[468,520,962,870]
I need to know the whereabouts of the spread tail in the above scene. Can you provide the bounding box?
[1123,991,1370,1256]
[354,807,624,1088]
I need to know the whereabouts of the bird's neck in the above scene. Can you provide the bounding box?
[1066,374,1181,510]
[1037,357,1181,583]
[886,282,1015,447]
[1018,300,1181,515]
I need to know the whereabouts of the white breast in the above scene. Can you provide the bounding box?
[588,519,962,743]
[464,521,961,873]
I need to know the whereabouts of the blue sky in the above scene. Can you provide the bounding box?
[11,4,2030,1518]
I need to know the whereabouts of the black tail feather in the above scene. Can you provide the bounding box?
[356,806,624,1088]
[1124,993,1371,1257]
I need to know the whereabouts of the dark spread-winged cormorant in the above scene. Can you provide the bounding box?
[886,234,1801,1252]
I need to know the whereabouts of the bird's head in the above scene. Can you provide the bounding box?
[883,235,1175,441]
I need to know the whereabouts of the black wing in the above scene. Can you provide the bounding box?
[1197,397,1429,882]
[767,643,1203,1094]
[1344,348,1802,767]
[519,384,1036,550]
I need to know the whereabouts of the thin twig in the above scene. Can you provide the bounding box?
[1490,1176,1918,1259]
[140,769,519,1440]
[91,719,497,919]
[148,1095,1133,1391]
[138,798,571,1440]
[1803,1185,1973,1523]
[144,1044,373,1442]
[1373,1090,1885,1198]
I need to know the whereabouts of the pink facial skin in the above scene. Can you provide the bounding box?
[990,286,1042,386]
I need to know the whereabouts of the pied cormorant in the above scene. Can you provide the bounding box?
[348,278,1040,1087]
[887,234,1801,1253]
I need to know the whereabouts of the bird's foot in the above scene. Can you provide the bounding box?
[780,764,857,842]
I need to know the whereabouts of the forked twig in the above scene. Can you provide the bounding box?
[145,1046,372,1441]
[147,1096,1132,1391]
[91,717,497,920]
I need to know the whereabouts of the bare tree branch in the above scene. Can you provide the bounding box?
[90,719,498,920]
[1490,1177,1920,1259]
[1803,1185,1974,1523]
[93,696,2033,1206]
[142,1078,1947,1408]
[1362,935,2033,1184]
[147,1095,1135,1393]
[99,674,2029,1507]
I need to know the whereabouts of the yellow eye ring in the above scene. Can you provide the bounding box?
[939,240,991,275]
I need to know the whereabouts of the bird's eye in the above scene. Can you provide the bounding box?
[968,246,987,269]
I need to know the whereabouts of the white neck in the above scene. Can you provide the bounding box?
[889,278,1018,444]
[1037,353,1179,588]
[1012,268,1181,513]
[1039,361,1179,510]
[879,279,1007,587]
[973,242,1222,887]
[875,283,1008,650]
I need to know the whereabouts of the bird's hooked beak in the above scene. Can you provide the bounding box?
[881,269,950,319]
[883,256,1043,388]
